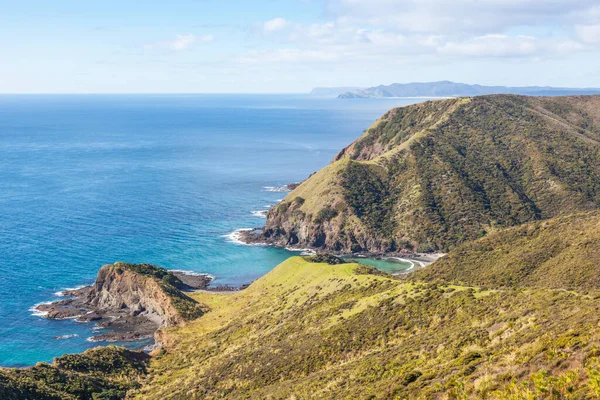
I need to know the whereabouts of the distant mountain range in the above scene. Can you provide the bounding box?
[309,81,600,98]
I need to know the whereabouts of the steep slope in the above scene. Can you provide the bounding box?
[258,95,600,253]
[412,210,600,290]
[6,212,600,398]
[136,255,600,399]
[87,262,205,325]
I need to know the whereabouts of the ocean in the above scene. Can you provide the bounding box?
[0,94,424,367]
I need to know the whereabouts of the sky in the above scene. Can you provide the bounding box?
[1,0,600,93]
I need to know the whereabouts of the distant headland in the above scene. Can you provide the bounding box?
[309,80,600,98]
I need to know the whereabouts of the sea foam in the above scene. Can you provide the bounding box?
[223,228,269,246]
[29,301,53,317]
[262,186,290,192]
[54,285,89,297]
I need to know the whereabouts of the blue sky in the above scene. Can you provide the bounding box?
[1,0,600,93]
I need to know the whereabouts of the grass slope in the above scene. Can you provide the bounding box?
[135,256,600,399]
[413,210,600,290]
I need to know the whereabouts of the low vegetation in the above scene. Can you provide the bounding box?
[413,210,600,290]
[303,253,346,264]
[5,95,600,399]
[0,346,149,400]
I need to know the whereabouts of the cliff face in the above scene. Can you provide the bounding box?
[87,263,189,327]
[259,95,600,253]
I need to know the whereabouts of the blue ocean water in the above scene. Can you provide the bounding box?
[0,94,423,367]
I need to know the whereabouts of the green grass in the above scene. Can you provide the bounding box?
[413,210,600,290]
[134,256,600,399]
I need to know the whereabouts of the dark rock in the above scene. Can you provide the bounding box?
[285,182,301,190]
[33,263,210,348]
[171,271,213,291]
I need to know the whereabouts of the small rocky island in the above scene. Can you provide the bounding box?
[35,262,211,342]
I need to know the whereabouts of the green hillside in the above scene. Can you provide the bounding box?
[262,95,600,253]
[412,210,600,290]
[5,94,600,399]
[135,254,600,399]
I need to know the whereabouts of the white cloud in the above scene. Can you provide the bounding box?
[263,18,289,33]
[576,24,600,44]
[239,1,600,68]
[438,35,538,58]
[326,0,600,34]
[146,34,213,51]
[237,49,340,64]
[169,34,197,50]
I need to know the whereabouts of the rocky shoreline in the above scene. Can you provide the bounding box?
[237,227,444,267]
[35,264,214,343]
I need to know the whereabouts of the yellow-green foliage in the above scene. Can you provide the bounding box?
[281,158,349,217]
[0,346,149,400]
[134,257,600,399]
[414,210,600,290]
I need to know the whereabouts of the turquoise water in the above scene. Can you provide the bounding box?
[350,258,414,274]
[0,94,425,367]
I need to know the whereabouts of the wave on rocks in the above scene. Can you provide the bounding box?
[223,228,269,246]
[54,285,89,297]
[262,186,291,192]
[251,210,268,218]
[169,269,215,280]
[285,247,316,256]
[29,301,53,317]
[54,334,78,340]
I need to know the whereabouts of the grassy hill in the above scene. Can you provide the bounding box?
[133,255,600,399]
[262,95,600,253]
[412,210,600,290]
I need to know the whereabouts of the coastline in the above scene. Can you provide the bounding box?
[31,268,215,346]
[232,226,445,271]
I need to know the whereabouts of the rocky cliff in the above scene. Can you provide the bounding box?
[87,263,190,326]
[36,262,207,342]
[250,95,600,253]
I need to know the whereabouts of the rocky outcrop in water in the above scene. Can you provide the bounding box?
[36,262,210,342]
